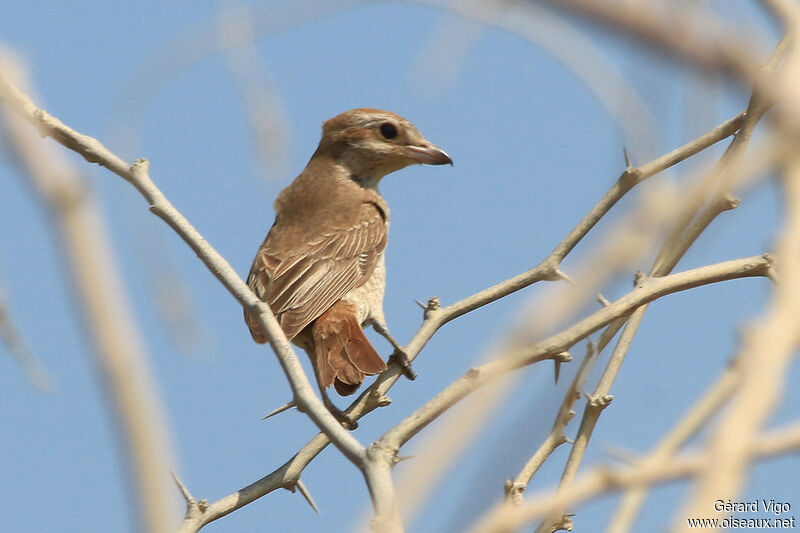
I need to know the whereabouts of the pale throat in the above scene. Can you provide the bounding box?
[342,160,392,191]
[349,172,384,191]
[337,149,398,192]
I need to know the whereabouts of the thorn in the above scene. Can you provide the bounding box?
[414,299,427,310]
[554,358,561,383]
[604,444,638,465]
[597,293,610,307]
[623,147,632,168]
[589,394,614,409]
[565,437,574,444]
[425,297,441,311]
[0,295,54,392]
[375,394,392,407]
[766,260,778,284]
[724,195,741,211]
[466,367,481,380]
[262,400,296,420]
[170,469,194,505]
[295,479,319,514]
[422,297,442,319]
[767,269,778,284]
[131,157,150,172]
[556,514,574,532]
[389,349,417,381]
[395,455,414,463]
[586,339,598,359]
[555,268,575,284]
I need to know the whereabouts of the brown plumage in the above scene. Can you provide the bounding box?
[244,108,451,427]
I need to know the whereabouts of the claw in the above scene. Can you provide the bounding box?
[320,393,357,429]
[329,406,358,430]
[369,318,416,380]
[389,349,418,381]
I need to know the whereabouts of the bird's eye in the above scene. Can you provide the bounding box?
[379,123,398,139]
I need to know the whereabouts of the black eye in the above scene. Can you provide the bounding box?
[379,123,398,139]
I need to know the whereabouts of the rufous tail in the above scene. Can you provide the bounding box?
[311,301,387,396]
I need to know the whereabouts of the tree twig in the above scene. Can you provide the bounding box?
[506,342,598,504]
[168,109,745,531]
[378,255,772,452]
[465,420,800,533]
[0,68,380,523]
[532,37,784,531]
[606,361,741,533]
[0,61,175,533]
[0,287,52,391]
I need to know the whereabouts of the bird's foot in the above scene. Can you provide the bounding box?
[327,404,358,430]
[389,348,417,381]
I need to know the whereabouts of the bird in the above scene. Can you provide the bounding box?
[244,108,452,428]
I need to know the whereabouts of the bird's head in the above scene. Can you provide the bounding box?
[314,108,452,187]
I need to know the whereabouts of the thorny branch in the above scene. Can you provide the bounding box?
[505,342,599,505]
[531,35,786,533]
[0,65,758,532]
[0,70,382,527]
[606,362,741,533]
[179,107,748,530]
[466,420,800,533]
[0,288,52,391]
[2,3,794,530]
[159,103,745,531]
[378,255,772,454]
[0,65,175,533]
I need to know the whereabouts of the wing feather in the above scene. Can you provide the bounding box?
[245,201,387,342]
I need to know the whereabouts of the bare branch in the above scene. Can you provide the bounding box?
[163,108,747,529]
[2,4,788,533]
[362,453,404,533]
[0,57,175,533]
[176,433,332,533]
[0,287,52,391]
[216,5,289,181]
[532,0,762,78]
[607,362,741,533]
[533,36,784,530]
[0,67,375,514]
[678,145,800,529]
[507,342,599,504]
[466,421,800,533]
[379,255,772,452]
[375,110,746,402]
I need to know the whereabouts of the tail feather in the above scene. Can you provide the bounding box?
[311,301,387,396]
[334,379,360,396]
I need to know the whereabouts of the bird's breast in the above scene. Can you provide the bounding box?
[341,252,386,325]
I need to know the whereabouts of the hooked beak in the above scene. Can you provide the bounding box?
[405,144,453,166]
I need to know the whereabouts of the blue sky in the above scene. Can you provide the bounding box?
[1,1,798,532]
